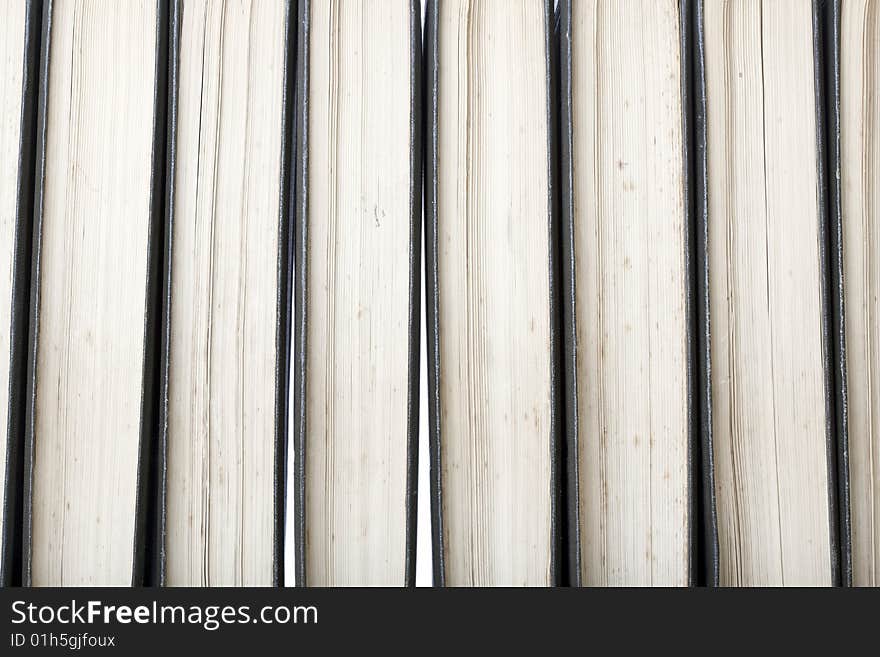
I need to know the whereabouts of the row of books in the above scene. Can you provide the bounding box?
[1,0,877,587]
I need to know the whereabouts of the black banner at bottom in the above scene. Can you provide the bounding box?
[0,587,875,653]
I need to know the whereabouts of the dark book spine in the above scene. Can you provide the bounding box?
[0,0,44,589]
[826,0,852,590]
[423,0,444,588]
[21,0,54,588]
[545,0,564,590]
[292,0,309,589]
[152,0,180,589]
[555,0,581,589]
[814,0,851,587]
[405,0,424,589]
[684,0,720,588]
[153,0,180,589]
[133,0,173,589]
[272,0,297,588]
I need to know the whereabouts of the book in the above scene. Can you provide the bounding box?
[559,0,693,587]
[160,0,293,587]
[704,0,837,586]
[425,0,559,587]
[293,0,421,586]
[23,0,168,586]
[840,0,879,587]
[0,1,27,562]
[0,0,42,588]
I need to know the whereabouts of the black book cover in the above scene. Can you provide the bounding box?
[815,0,851,587]
[1,0,43,589]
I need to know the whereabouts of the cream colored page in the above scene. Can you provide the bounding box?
[166,0,284,587]
[0,1,27,548]
[437,0,552,587]
[306,0,411,586]
[32,0,157,586]
[573,0,689,586]
[841,0,880,587]
[705,0,831,586]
